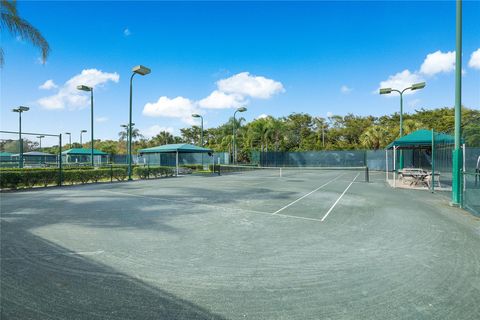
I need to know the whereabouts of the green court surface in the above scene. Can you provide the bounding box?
[1,169,479,319]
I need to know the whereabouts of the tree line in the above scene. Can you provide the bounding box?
[2,107,479,160]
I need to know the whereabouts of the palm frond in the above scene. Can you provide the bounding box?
[1,0,50,65]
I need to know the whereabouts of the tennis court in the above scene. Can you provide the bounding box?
[1,168,480,319]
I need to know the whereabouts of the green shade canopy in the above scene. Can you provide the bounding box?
[139,143,212,154]
[62,148,108,155]
[12,151,55,156]
[386,129,459,149]
[0,152,13,157]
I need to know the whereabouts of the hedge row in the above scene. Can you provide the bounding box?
[133,166,175,179]
[0,168,127,189]
[0,166,178,190]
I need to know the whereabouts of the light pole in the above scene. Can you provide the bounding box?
[80,130,87,145]
[12,106,29,168]
[37,135,45,149]
[192,114,204,167]
[128,65,151,181]
[452,0,463,205]
[64,132,71,147]
[192,114,203,146]
[379,82,426,169]
[77,85,94,167]
[233,107,247,164]
[121,123,134,158]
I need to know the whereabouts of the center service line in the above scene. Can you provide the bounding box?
[272,174,343,215]
[320,173,359,222]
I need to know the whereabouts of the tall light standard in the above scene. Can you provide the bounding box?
[128,65,151,181]
[452,0,463,205]
[80,129,87,145]
[379,82,426,169]
[192,114,204,167]
[233,106,247,164]
[37,135,45,149]
[12,106,29,168]
[77,85,94,167]
[64,132,72,147]
[121,123,135,158]
[192,114,203,146]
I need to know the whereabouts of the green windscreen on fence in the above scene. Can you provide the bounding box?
[255,150,367,167]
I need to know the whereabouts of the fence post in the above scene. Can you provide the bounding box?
[110,164,113,182]
[58,134,63,186]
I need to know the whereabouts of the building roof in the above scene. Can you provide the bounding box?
[0,152,13,157]
[62,148,108,155]
[386,129,458,149]
[138,143,213,154]
[12,151,56,156]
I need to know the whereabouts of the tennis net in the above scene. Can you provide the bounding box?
[217,165,370,182]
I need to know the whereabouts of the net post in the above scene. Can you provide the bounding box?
[365,166,369,183]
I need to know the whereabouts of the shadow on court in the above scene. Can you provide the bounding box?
[1,220,226,320]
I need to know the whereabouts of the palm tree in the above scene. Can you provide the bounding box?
[118,128,143,142]
[1,0,50,65]
[151,131,174,146]
[360,125,389,150]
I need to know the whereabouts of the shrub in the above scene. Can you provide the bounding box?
[133,166,175,179]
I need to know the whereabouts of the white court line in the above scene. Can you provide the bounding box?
[271,175,343,215]
[320,173,359,222]
[275,213,323,222]
[101,189,272,216]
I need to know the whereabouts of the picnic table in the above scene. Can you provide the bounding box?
[399,168,441,188]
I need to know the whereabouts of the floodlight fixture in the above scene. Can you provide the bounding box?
[12,106,30,112]
[237,106,247,112]
[76,85,92,92]
[132,65,151,76]
[379,88,392,95]
[411,82,426,91]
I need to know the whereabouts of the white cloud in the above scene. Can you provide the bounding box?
[420,50,455,76]
[340,85,352,94]
[468,48,480,70]
[326,111,334,118]
[378,70,425,96]
[256,114,269,119]
[142,96,198,125]
[37,69,119,110]
[39,79,58,90]
[142,125,174,138]
[123,28,131,36]
[217,72,284,99]
[197,90,245,109]
[95,116,108,123]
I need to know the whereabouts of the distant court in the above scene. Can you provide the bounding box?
[1,170,480,319]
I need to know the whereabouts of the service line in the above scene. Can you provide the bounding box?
[271,174,343,215]
[320,173,359,222]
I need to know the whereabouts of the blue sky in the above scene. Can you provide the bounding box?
[1,1,479,145]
